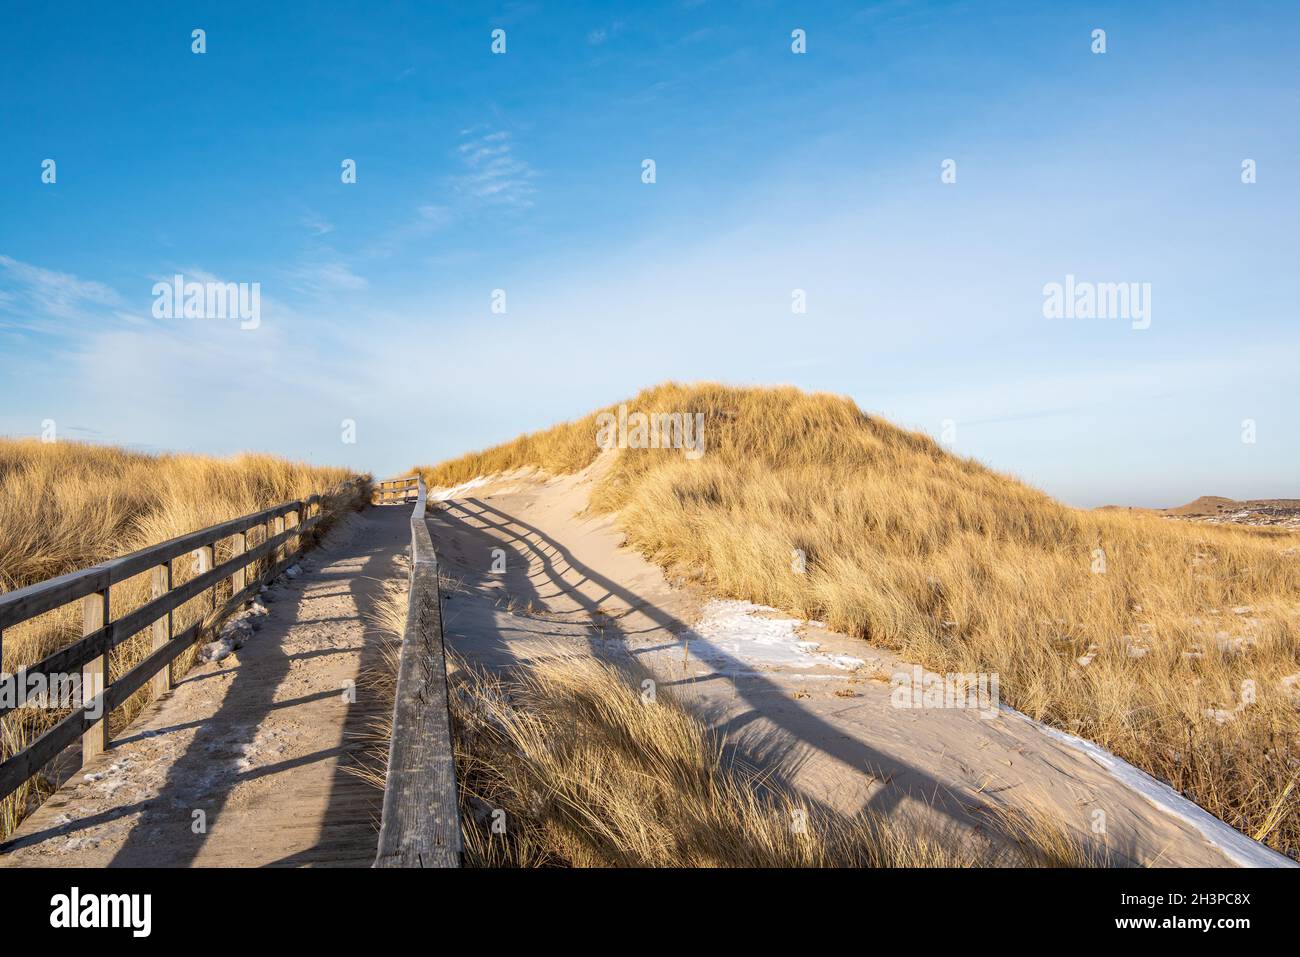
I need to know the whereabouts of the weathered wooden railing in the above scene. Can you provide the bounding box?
[0,481,362,803]
[373,476,419,505]
[374,474,463,867]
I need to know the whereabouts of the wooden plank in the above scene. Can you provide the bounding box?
[81,589,110,764]
[375,477,462,867]
[150,562,172,698]
[0,566,111,632]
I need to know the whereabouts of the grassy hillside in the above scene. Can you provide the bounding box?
[419,382,1300,859]
[0,438,368,835]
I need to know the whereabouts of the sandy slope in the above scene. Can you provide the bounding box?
[431,459,1293,867]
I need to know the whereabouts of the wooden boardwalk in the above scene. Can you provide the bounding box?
[0,505,410,868]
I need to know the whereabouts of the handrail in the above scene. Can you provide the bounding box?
[374,475,463,867]
[373,475,420,505]
[0,499,310,630]
[0,478,365,804]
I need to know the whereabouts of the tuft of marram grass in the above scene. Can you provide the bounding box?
[416,381,1300,859]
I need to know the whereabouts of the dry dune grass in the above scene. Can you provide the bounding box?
[420,382,1300,860]
[0,438,367,836]
[448,656,1116,867]
[354,587,1107,867]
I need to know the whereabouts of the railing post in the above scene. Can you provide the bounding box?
[230,530,247,603]
[274,514,286,567]
[293,502,305,559]
[196,544,215,613]
[81,588,110,764]
[150,562,173,697]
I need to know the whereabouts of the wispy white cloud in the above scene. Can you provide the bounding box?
[364,204,454,258]
[586,21,624,45]
[0,254,122,332]
[283,257,368,296]
[454,129,538,209]
[415,204,452,230]
[302,211,335,236]
[0,257,374,464]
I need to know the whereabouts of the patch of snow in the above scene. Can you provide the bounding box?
[200,607,264,663]
[431,476,491,501]
[1004,707,1296,868]
[284,564,302,578]
[826,654,867,670]
[1280,673,1300,705]
[1215,633,1256,656]
[199,637,239,663]
[684,600,864,674]
[1122,635,1150,659]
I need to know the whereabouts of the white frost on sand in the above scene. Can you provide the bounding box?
[1005,707,1296,868]
[685,600,864,673]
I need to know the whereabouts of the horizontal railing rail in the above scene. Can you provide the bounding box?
[374,475,462,867]
[0,479,365,804]
[373,475,420,505]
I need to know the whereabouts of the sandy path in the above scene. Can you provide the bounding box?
[0,506,407,868]
[431,463,1293,868]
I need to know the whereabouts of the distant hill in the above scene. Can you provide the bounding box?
[1165,495,1243,515]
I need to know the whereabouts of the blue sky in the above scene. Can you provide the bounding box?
[1,1,1297,507]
